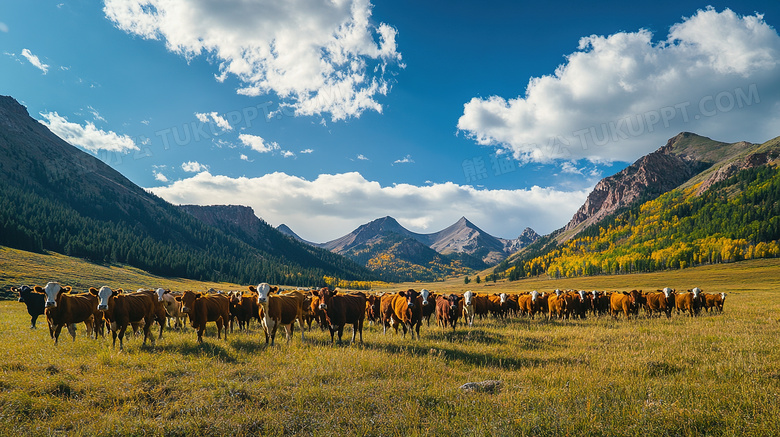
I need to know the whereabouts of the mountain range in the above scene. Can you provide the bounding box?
[276,216,539,282]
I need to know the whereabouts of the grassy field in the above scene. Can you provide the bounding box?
[1,247,780,435]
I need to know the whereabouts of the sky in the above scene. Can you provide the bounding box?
[2,1,779,243]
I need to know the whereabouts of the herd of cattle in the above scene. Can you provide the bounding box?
[11,283,726,348]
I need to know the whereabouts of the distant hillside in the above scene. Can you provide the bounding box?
[276,223,318,246]
[181,205,374,282]
[495,133,780,280]
[0,95,375,286]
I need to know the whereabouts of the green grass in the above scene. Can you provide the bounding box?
[2,247,780,435]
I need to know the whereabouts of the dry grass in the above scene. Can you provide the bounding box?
[1,248,780,435]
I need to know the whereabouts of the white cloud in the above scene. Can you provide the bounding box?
[240,154,250,161]
[39,112,139,153]
[21,48,49,74]
[239,133,280,153]
[87,106,106,122]
[282,150,295,158]
[458,7,780,164]
[561,162,583,175]
[357,154,369,161]
[154,172,169,182]
[195,111,232,131]
[141,119,150,125]
[393,154,414,165]
[181,161,209,173]
[104,0,403,121]
[300,148,314,154]
[0,23,9,33]
[149,171,589,242]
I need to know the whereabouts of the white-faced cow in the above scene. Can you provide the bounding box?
[90,286,157,350]
[38,282,99,344]
[249,283,305,346]
[313,287,366,344]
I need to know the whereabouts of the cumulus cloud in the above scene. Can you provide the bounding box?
[181,161,209,173]
[282,150,295,158]
[300,149,314,154]
[21,48,49,74]
[239,133,280,153]
[39,112,138,153]
[240,154,250,161]
[393,154,414,165]
[458,7,780,164]
[154,172,169,182]
[149,171,589,242]
[195,111,232,131]
[104,0,403,121]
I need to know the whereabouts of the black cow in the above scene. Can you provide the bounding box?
[14,285,46,329]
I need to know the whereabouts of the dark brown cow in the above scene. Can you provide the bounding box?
[250,283,305,345]
[14,285,46,329]
[313,287,366,344]
[176,290,230,343]
[472,293,490,321]
[628,290,645,316]
[420,289,437,326]
[486,294,504,319]
[548,290,566,320]
[381,290,422,339]
[39,282,98,344]
[435,293,461,330]
[504,294,520,318]
[227,291,259,332]
[365,294,382,326]
[91,286,157,350]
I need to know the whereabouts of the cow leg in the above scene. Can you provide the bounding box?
[117,325,128,350]
[67,323,77,341]
[297,317,305,342]
[53,324,64,345]
[30,314,38,329]
[337,325,344,344]
[197,325,205,343]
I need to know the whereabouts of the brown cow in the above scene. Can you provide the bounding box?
[486,294,504,319]
[645,288,674,318]
[39,282,99,344]
[176,290,230,343]
[472,293,490,321]
[90,286,157,350]
[610,291,633,320]
[675,289,701,317]
[420,289,437,326]
[381,290,422,339]
[548,290,566,320]
[250,283,305,345]
[227,291,259,332]
[702,292,727,313]
[365,293,382,326]
[435,293,461,330]
[313,287,366,344]
[307,293,327,331]
[504,294,520,318]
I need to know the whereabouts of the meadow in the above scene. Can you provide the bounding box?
[1,247,780,436]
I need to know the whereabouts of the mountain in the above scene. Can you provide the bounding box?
[0,95,375,286]
[276,224,318,246]
[495,132,780,280]
[316,215,539,281]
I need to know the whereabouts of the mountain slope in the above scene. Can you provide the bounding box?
[0,95,375,286]
[276,223,318,246]
[495,133,780,280]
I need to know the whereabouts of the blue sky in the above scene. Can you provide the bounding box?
[2,1,779,242]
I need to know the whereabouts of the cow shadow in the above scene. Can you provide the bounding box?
[152,341,237,363]
[361,340,580,370]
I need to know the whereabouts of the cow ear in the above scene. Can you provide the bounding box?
[332,290,339,296]
[398,291,406,297]
[116,288,124,294]
[248,285,256,293]
[270,286,279,294]
[174,296,182,302]
[89,288,98,295]
[34,285,44,293]
[195,293,202,299]
[63,286,72,293]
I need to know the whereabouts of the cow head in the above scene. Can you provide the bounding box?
[463,290,474,306]
[578,290,586,303]
[38,282,71,308]
[447,294,461,313]
[315,287,335,311]
[661,287,672,299]
[531,290,539,302]
[176,290,202,314]
[398,289,419,308]
[420,289,431,306]
[252,283,276,306]
[499,293,507,304]
[692,287,702,299]
[154,288,167,302]
[14,285,32,303]
[554,289,563,297]
[720,292,727,300]
[89,286,119,311]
